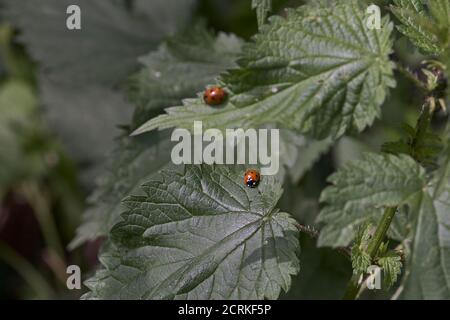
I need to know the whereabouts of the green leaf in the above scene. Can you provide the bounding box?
[134,0,395,140]
[3,0,196,183]
[382,111,443,170]
[351,248,371,275]
[317,153,427,248]
[400,149,450,299]
[393,0,425,12]
[129,25,242,129]
[4,0,196,85]
[390,0,450,55]
[351,224,373,274]
[377,251,402,290]
[83,165,300,299]
[69,131,173,249]
[39,79,134,187]
[71,28,244,247]
[252,0,272,29]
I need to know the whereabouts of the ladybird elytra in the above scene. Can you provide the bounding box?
[203,86,227,106]
[244,169,260,188]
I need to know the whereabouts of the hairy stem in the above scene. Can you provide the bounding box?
[342,206,397,300]
[395,62,429,92]
[366,207,398,258]
[342,95,436,300]
[342,274,362,300]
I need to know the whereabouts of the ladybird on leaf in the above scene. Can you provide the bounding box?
[203,86,227,106]
[244,169,260,188]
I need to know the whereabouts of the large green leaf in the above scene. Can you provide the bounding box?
[69,131,173,249]
[134,0,395,140]
[129,25,242,129]
[70,28,243,247]
[317,152,427,247]
[3,0,197,183]
[83,165,300,299]
[71,25,313,248]
[4,0,196,85]
[400,149,450,299]
[39,79,134,187]
[390,0,450,55]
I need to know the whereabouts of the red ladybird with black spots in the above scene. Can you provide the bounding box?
[244,169,260,188]
[203,86,227,106]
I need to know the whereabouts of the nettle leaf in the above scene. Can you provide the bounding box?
[377,250,402,290]
[129,25,242,129]
[252,0,272,29]
[4,0,196,184]
[351,248,371,275]
[39,79,134,187]
[83,165,300,300]
[71,28,243,247]
[69,131,173,248]
[351,224,373,274]
[382,115,443,170]
[390,0,450,55]
[4,0,196,85]
[401,149,450,299]
[317,153,427,247]
[134,0,395,140]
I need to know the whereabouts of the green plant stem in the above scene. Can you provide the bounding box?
[342,274,362,300]
[342,206,397,300]
[395,62,429,93]
[366,207,397,258]
[343,82,435,300]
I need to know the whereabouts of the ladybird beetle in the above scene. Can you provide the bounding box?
[203,86,227,106]
[244,169,260,188]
